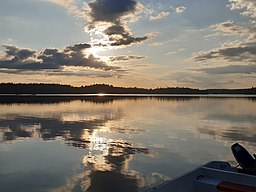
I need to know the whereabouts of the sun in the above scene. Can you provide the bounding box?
[87,46,110,63]
[87,31,111,62]
[86,25,113,60]
[88,46,103,57]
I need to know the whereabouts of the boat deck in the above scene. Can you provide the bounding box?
[141,161,256,192]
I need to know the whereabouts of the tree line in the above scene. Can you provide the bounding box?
[0,83,255,94]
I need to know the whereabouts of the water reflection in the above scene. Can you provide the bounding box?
[0,96,256,192]
[0,100,124,142]
[52,139,150,192]
[195,98,255,146]
[0,95,201,104]
[0,98,153,192]
[82,140,149,192]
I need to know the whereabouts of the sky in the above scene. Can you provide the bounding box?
[0,0,255,88]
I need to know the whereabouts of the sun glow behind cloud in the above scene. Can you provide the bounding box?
[87,27,113,62]
[0,0,255,88]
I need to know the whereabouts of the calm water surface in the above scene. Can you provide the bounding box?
[0,96,255,192]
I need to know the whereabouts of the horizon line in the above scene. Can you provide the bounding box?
[0,82,255,90]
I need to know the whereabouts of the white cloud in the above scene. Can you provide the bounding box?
[165,48,185,56]
[167,69,255,88]
[193,1,256,66]
[228,0,256,18]
[149,11,170,20]
[176,6,186,13]
[209,20,256,36]
[165,51,176,55]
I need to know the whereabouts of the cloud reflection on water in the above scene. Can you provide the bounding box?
[0,96,256,191]
[0,97,156,191]
[193,98,256,149]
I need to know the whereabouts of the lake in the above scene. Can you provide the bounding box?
[0,95,256,192]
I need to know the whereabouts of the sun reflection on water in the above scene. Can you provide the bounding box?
[82,128,113,170]
[1,97,256,192]
[97,93,108,97]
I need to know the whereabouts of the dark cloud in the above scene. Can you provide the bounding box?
[194,42,256,63]
[3,45,36,61]
[104,24,128,36]
[109,35,148,47]
[84,0,155,47]
[65,43,91,52]
[0,110,121,142]
[199,64,256,74]
[109,55,146,62]
[103,24,155,47]
[85,0,139,24]
[0,46,59,70]
[219,46,256,62]
[109,33,153,47]
[0,44,119,73]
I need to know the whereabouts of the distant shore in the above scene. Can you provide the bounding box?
[0,83,255,95]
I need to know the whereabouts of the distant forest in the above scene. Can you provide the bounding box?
[0,83,255,94]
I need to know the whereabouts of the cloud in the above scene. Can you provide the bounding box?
[194,17,256,64]
[83,0,155,47]
[149,42,163,46]
[199,64,256,74]
[65,43,91,51]
[209,20,256,36]
[149,11,170,21]
[193,0,256,65]
[0,44,120,73]
[50,0,156,48]
[228,0,256,18]
[193,40,256,63]
[2,45,36,60]
[176,6,186,13]
[103,23,157,47]
[165,51,177,56]
[109,55,146,62]
[84,0,140,24]
[166,70,250,88]
[165,48,185,56]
